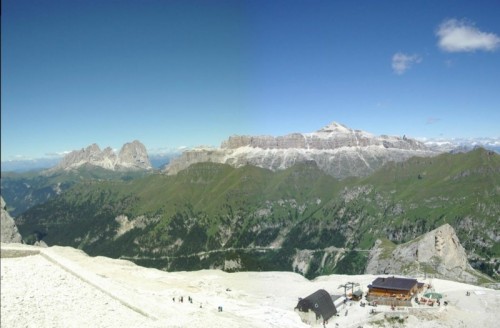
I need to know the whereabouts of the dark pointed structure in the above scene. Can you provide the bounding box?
[295,289,337,322]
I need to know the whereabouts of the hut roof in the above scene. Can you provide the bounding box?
[295,289,337,321]
[369,277,418,291]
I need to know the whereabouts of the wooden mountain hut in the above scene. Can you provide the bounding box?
[367,276,419,301]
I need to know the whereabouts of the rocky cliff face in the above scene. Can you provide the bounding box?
[164,122,439,178]
[51,140,152,171]
[1,197,22,243]
[365,224,481,283]
[117,141,151,169]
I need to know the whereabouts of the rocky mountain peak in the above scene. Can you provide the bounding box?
[117,140,151,170]
[365,224,481,283]
[165,121,440,178]
[87,143,101,153]
[1,196,22,243]
[102,147,115,156]
[49,140,152,172]
[316,121,352,134]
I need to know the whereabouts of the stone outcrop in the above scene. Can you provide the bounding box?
[164,122,440,178]
[116,141,151,170]
[50,140,152,171]
[114,215,159,240]
[1,197,22,243]
[365,224,480,283]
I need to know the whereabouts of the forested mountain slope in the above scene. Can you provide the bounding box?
[15,148,500,281]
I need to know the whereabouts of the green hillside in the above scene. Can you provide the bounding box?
[358,148,500,252]
[15,149,500,280]
[1,165,152,216]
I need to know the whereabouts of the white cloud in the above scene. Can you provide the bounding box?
[391,52,422,75]
[436,19,500,52]
[44,150,71,158]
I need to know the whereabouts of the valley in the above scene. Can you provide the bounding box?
[6,148,499,283]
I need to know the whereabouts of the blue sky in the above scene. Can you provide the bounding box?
[2,0,500,161]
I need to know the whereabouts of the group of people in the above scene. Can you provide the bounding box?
[172,295,201,308]
[172,295,226,311]
[172,296,194,303]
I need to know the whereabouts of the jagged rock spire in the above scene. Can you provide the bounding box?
[50,140,152,171]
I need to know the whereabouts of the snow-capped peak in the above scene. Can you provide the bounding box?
[317,122,352,134]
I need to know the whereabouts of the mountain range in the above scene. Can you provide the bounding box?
[47,140,152,172]
[2,123,499,174]
[0,141,153,216]
[12,148,500,283]
[2,122,499,283]
[165,122,440,178]
[1,123,438,216]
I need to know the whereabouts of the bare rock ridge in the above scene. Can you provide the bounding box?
[1,196,22,243]
[51,140,152,171]
[222,122,425,150]
[365,224,481,283]
[164,122,440,178]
